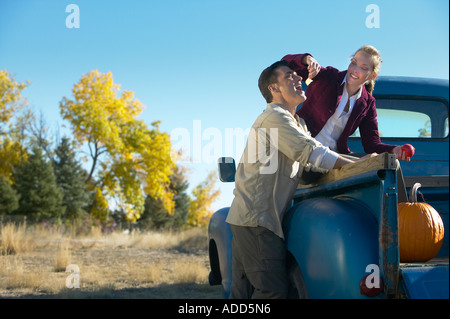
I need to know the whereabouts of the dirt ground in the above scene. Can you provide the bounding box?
[0,228,224,299]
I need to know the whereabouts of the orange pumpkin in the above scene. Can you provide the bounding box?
[398,183,445,262]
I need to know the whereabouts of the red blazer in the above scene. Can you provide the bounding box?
[282,53,397,154]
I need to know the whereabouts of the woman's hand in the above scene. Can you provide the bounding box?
[393,145,414,161]
[306,55,321,79]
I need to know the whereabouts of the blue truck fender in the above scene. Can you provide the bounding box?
[283,196,380,299]
[208,207,232,298]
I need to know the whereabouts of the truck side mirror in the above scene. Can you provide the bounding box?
[217,157,236,182]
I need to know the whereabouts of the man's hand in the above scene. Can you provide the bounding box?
[359,153,378,160]
[333,155,356,169]
[333,153,377,169]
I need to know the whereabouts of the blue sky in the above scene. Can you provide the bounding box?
[1,0,449,212]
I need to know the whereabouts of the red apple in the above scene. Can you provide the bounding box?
[401,144,415,158]
[360,274,383,297]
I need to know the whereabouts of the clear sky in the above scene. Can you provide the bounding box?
[1,0,449,212]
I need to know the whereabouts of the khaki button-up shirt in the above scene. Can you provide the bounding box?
[226,103,324,239]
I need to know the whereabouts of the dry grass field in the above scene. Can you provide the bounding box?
[0,223,223,299]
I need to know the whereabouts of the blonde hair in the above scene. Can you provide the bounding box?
[351,45,382,94]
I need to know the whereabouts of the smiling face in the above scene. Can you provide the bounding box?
[270,66,306,108]
[346,51,377,89]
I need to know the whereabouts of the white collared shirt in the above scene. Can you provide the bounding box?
[315,74,362,151]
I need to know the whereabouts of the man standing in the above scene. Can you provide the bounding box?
[226,61,358,299]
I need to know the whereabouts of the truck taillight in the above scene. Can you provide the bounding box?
[359,274,384,297]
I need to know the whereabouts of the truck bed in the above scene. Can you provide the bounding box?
[400,257,449,267]
[399,257,449,299]
[293,153,449,299]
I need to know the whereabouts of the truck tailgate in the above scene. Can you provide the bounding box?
[400,258,449,299]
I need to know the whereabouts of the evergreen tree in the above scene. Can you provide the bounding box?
[0,175,20,215]
[53,137,90,220]
[140,165,190,229]
[13,146,63,221]
[170,166,190,229]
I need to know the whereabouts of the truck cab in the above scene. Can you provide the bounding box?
[208,76,449,299]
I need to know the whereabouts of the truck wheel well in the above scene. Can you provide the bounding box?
[208,239,222,285]
[287,252,309,299]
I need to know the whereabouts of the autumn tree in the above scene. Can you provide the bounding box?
[0,70,28,135]
[0,138,28,182]
[418,119,432,137]
[60,70,175,222]
[141,165,190,229]
[89,187,110,223]
[0,70,29,181]
[187,171,220,227]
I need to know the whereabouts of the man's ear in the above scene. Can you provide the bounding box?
[268,83,280,93]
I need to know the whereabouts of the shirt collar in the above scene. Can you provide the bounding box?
[267,102,301,124]
[341,73,363,100]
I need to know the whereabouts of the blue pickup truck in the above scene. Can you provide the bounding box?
[207,76,449,299]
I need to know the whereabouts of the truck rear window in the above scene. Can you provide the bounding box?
[351,98,449,139]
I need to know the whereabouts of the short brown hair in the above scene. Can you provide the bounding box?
[258,60,289,103]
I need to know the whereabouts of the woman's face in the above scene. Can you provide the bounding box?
[346,51,377,88]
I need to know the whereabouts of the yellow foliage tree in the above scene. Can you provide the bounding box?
[90,187,109,223]
[0,70,29,181]
[60,70,175,222]
[187,171,220,227]
[0,70,28,129]
[0,138,27,182]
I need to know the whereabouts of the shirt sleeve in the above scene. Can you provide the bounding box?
[308,145,339,170]
[260,109,338,170]
[281,54,311,80]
